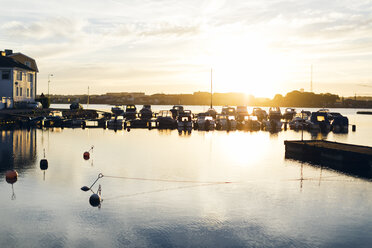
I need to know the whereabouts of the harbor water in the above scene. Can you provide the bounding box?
[0,106,371,247]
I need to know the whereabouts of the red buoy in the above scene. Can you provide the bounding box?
[5,170,18,184]
[83,152,90,160]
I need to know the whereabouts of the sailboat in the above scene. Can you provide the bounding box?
[195,69,216,130]
[206,69,217,118]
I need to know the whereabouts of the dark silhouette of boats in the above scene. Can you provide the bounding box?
[177,110,193,131]
[170,105,184,120]
[282,108,296,121]
[129,105,153,128]
[111,105,124,116]
[156,110,177,129]
[252,107,268,121]
[124,104,137,120]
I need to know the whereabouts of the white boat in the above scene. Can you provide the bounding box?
[240,116,261,131]
[177,110,193,130]
[262,119,283,131]
[216,115,237,130]
[107,116,124,129]
[252,107,268,121]
[236,106,249,122]
[282,108,296,120]
[268,107,282,120]
[156,110,177,129]
[221,106,236,116]
[289,111,311,130]
[196,114,215,130]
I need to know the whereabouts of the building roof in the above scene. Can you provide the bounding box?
[8,53,39,72]
[0,55,35,71]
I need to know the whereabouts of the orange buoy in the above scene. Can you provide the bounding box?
[83,152,90,160]
[5,170,18,184]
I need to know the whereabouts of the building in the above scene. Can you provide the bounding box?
[0,49,38,108]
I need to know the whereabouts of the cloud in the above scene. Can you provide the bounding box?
[1,18,87,42]
[2,0,372,95]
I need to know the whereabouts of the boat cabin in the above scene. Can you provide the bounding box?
[221,106,236,116]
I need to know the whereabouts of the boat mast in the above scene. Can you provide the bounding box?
[87,86,90,108]
[210,68,213,109]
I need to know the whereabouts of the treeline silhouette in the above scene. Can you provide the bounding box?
[49,90,372,108]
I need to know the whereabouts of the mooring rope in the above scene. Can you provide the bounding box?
[82,172,365,204]
[103,182,226,201]
[102,174,233,184]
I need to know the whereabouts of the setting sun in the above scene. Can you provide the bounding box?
[195,30,289,97]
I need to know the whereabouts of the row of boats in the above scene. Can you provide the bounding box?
[109,105,349,133]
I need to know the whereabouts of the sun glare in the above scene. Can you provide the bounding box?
[199,31,289,98]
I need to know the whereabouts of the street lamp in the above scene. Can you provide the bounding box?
[48,74,54,97]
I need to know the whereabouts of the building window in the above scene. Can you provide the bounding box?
[20,87,22,96]
[27,88,30,97]
[16,87,19,96]
[25,61,31,67]
[1,70,10,80]
[30,89,33,97]
[17,71,22,81]
[28,74,33,83]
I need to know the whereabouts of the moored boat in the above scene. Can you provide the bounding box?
[196,114,215,131]
[156,110,177,129]
[111,105,124,116]
[177,110,193,130]
[282,108,296,121]
[124,104,137,120]
[252,107,268,121]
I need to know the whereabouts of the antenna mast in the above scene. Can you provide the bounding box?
[310,65,313,92]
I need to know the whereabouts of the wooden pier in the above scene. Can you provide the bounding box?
[357,111,372,115]
[284,140,372,179]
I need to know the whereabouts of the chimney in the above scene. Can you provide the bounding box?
[4,49,13,56]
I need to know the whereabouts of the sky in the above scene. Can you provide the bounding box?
[1,0,372,97]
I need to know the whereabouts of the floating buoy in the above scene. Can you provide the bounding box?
[40,159,48,170]
[83,146,94,160]
[5,170,18,184]
[81,186,90,192]
[89,193,101,207]
[83,151,90,160]
[127,128,131,132]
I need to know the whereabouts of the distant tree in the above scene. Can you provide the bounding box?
[272,94,284,106]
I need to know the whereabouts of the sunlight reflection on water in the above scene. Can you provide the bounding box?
[0,108,371,247]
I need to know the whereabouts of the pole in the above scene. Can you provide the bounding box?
[210,68,213,109]
[301,110,304,141]
[48,74,53,97]
[310,65,313,92]
[87,86,90,108]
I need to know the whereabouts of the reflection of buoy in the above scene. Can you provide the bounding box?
[89,194,101,207]
[40,159,48,170]
[5,170,18,184]
[127,128,131,132]
[83,152,90,160]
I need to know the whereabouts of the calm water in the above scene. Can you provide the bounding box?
[1,106,371,247]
